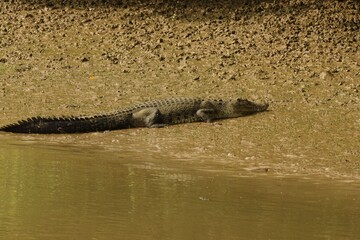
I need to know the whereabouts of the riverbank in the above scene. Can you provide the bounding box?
[0,0,359,178]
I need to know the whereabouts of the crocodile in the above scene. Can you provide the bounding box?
[0,97,268,134]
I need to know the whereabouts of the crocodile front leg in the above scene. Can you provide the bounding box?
[196,100,218,122]
[196,109,216,122]
[131,108,166,128]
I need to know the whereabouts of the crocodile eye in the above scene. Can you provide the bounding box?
[237,98,247,103]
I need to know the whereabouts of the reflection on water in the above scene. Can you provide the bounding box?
[0,137,360,240]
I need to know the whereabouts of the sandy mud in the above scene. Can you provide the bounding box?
[0,0,359,178]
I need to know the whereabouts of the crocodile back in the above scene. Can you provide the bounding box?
[122,97,204,124]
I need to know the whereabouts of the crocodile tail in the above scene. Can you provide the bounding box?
[0,114,130,134]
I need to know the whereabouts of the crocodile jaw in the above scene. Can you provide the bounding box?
[225,99,269,117]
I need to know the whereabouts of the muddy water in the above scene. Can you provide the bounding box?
[1,136,360,240]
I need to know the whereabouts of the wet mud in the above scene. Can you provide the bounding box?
[0,0,359,178]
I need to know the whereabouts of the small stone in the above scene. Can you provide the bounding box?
[81,57,89,62]
[319,70,334,80]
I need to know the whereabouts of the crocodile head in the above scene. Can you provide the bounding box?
[226,98,269,117]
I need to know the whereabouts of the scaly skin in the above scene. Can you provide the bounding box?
[0,97,268,134]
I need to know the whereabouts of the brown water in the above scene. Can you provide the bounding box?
[1,136,360,240]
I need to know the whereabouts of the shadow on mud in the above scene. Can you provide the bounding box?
[15,0,352,18]
[13,0,281,8]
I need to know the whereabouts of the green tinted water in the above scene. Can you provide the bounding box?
[0,136,359,240]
